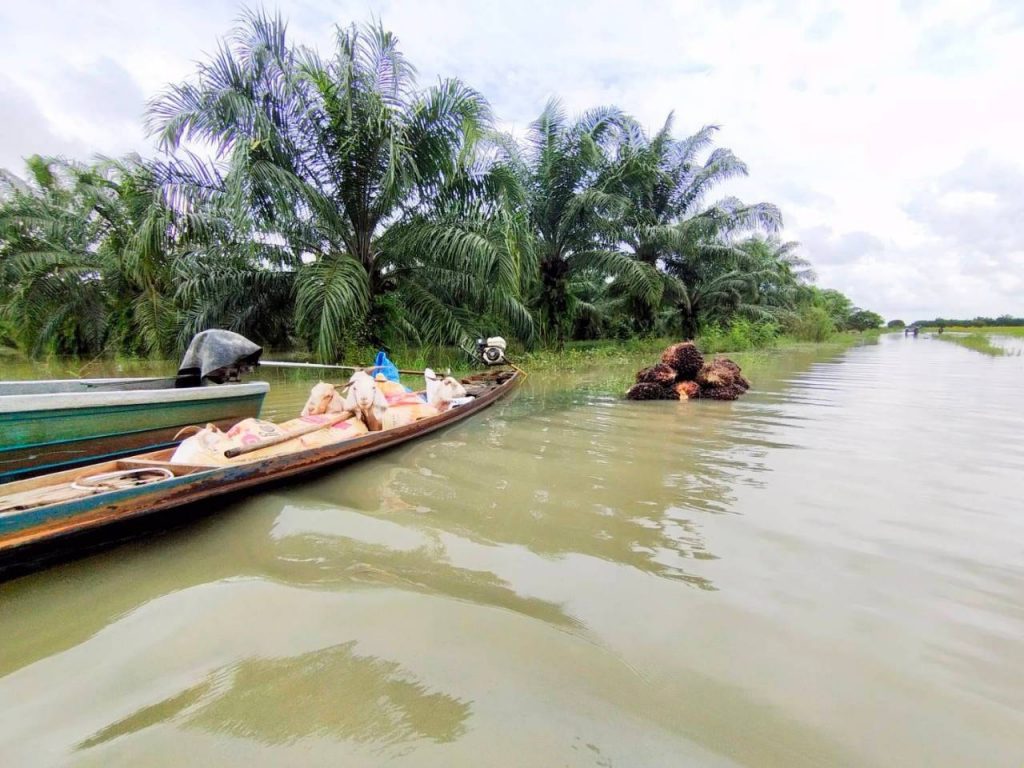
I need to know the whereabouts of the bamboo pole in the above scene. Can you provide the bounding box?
[259,360,441,376]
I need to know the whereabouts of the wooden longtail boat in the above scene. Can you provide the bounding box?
[0,369,519,572]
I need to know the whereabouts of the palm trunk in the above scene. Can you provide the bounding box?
[679,304,698,341]
[540,256,570,351]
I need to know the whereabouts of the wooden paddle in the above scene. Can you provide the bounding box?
[223,411,355,459]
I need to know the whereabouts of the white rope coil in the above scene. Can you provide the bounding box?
[70,467,174,492]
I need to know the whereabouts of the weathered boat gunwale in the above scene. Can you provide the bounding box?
[0,370,519,557]
[0,376,179,396]
[0,380,270,413]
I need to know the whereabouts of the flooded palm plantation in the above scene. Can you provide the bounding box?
[1,334,1022,766]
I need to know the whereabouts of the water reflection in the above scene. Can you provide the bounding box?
[331,376,806,590]
[79,641,471,751]
[266,499,583,630]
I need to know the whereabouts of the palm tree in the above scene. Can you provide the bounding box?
[609,114,782,335]
[0,155,182,356]
[493,99,659,347]
[655,216,748,339]
[737,235,814,316]
[149,11,532,360]
[0,157,108,355]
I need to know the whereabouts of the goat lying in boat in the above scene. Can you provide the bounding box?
[300,382,347,417]
[424,368,468,412]
[300,370,470,432]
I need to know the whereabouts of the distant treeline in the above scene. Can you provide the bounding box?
[0,10,881,361]
[911,316,1024,328]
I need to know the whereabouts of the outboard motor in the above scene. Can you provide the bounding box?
[476,336,508,366]
[176,330,263,387]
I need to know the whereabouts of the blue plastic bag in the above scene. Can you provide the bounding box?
[373,350,401,382]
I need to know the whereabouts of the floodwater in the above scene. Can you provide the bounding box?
[1,334,1022,767]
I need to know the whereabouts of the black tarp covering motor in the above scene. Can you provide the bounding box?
[176,330,263,386]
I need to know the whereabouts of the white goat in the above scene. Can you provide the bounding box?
[424,368,468,412]
[343,370,388,431]
[300,382,346,417]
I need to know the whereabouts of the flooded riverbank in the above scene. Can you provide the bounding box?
[1,334,1022,766]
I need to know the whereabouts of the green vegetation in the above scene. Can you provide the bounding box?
[847,309,884,331]
[939,325,1024,337]
[786,305,834,342]
[935,333,1007,357]
[914,316,1024,328]
[0,10,881,362]
[523,331,875,372]
[887,319,905,329]
[698,319,779,352]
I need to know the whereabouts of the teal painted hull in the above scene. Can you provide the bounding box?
[0,384,267,483]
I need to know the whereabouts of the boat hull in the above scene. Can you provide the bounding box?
[0,382,269,483]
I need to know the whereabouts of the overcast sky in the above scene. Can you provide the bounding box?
[1,0,1021,321]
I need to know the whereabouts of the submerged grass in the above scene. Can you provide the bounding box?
[938,326,1024,338]
[517,332,872,373]
[935,333,1006,357]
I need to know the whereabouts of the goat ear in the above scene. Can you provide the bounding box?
[300,387,318,416]
[342,386,358,410]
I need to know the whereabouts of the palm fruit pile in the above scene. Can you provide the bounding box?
[625,341,751,401]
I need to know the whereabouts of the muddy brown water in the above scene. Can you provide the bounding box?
[1,335,1022,767]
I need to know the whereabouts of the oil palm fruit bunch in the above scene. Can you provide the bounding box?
[696,360,734,388]
[709,358,750,390]
[701,383,745,401]
[625,382,677,400]
[660,342,705,380]
[696,358,750,400]
[636,363,677,387]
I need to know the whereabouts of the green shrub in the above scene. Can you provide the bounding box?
[699,319,780,352]
[787,306,835,342]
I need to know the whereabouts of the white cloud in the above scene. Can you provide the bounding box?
[0,77,88,170]
[1,0,1022,320]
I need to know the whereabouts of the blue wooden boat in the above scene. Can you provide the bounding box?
[0,369,518,573]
